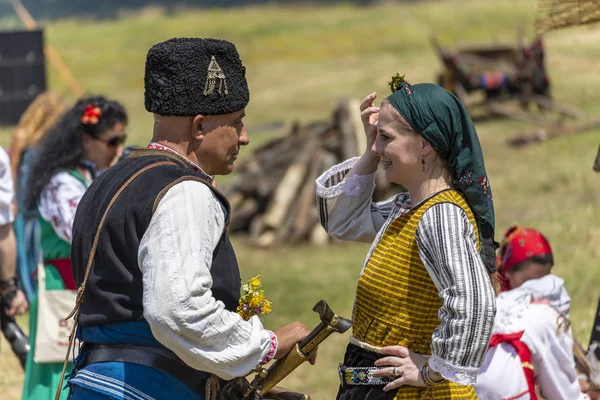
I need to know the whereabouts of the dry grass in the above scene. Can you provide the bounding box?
[1,0,599,398]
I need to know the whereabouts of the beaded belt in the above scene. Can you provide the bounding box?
[338,365,394,387]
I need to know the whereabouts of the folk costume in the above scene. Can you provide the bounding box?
[22,164,93,400]
[317,83,497,399]
[474,227,587,400]
[65,39,277,400]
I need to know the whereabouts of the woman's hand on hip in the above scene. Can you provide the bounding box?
[373,346,428,390]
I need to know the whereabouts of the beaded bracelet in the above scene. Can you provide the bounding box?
[420,361,445,386]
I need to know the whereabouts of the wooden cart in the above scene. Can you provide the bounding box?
[431,33,600,147]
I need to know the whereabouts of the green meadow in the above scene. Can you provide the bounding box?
[1,1,599,398]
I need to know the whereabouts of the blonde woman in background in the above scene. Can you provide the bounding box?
[9,92,68,193]
[7,92,68,303]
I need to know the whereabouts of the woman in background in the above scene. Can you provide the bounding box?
[22,96,127,400]
[9,92,67,200]
[8,92,68,301]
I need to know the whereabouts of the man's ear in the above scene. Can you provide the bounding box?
[191,114,205,140]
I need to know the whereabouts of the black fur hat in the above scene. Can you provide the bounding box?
[144,38,249,116]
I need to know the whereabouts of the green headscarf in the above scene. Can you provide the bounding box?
[387,80,497,273]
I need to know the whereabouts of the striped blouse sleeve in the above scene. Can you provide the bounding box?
[316,157,398,244]
[415,203,496,385]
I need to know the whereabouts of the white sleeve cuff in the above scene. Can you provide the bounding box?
[260,330,278,365]
[429,355,479,385]
[316,157,376,199]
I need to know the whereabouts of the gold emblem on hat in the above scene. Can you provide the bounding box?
[203,55,228,96]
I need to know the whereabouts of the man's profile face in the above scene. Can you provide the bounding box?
[197,108,248,176]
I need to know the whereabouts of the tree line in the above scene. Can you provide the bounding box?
[0,0,381,21]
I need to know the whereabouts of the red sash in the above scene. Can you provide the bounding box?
[489,331,537,400]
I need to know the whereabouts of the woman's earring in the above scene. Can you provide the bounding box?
[421,157,425,172]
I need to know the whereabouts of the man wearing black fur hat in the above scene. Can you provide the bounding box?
[62,38,314,400]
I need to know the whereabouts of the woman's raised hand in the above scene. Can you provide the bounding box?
[360,92,380,154]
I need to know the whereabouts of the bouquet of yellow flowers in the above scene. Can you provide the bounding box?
[236,275,272,321]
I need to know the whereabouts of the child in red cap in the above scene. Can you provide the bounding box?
[474,226,588,400]
[498,226,555,292]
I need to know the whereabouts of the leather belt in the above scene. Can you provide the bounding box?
[82,343,210,394]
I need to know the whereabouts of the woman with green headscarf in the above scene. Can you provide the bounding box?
[316,78,497,399]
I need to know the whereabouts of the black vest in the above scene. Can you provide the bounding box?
[72,149,241,326]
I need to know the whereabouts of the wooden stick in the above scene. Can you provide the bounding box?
[336,99,359,160]
[9,0,37,29]
[249,216,266,243]
[290,151,325,242]
[228,198,259,233]
[44,46,85,97]
[336,98,365,159]
[262,138,316,230]
[485,102,551,128]
[529,95,580,119]
[507,118,600,147]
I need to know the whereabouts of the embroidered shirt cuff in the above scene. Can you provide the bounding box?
[260,330,278,365]
[428,355,479,385]
[316,157,376,198]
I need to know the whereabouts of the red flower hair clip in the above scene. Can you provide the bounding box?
[81,104,101,125]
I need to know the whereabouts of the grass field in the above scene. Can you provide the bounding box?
[1,0,600,398]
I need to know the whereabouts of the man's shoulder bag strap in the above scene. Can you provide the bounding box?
[54,160,176,400]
